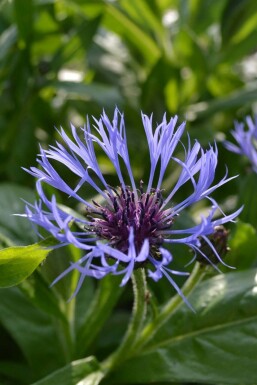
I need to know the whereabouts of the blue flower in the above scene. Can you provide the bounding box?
[24,109,241,299]
[224,116,257,173]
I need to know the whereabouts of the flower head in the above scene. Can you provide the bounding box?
[224,116,257,173]
[23,109,241,300]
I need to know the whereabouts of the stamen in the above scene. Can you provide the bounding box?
[145,193,150,207]
[140,180,144,194]
[85,183,174,257]
[113,197,119,212]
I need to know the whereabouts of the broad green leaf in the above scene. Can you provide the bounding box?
[38,243,82,302]
[0,287,70,380]
[0,183,36,245]
[95,311,130,360]
[74,273,95,333]
[19,271,67,323]
[0,240,53,288]
[13,0,34,46]
[0,361,33,385]
[76,275,124,358]
[108,269,257,384]
[30,357,103,385]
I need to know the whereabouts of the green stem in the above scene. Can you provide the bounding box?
[66,267,79,351]
[133,262,206,351]
[103,268,147,372]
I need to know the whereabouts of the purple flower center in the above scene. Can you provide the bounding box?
[85,183,174,255]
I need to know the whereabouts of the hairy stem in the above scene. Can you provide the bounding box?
[133,262,206,351]
[103,268,147,372]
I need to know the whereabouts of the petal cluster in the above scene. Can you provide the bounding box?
[224,116,257,173]
[23,109,241,299]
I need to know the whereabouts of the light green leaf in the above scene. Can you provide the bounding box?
[0,26,17,61]
[185,0,224,33]
[104,3,160,65]
[227,220,257,269]
[52,81,122,107]
[187,86,257,119]
[108,269,257,384]
[220,29,257,64]
[0,239,53,288]
[120,0,164,41]
[221,0,257,45]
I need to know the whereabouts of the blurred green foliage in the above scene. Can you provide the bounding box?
[1,0,257,384]
[1,0,257,186]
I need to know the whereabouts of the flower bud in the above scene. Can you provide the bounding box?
[197,225,230,265]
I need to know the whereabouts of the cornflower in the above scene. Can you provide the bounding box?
[224,116,257,173]
[23,109,241,300]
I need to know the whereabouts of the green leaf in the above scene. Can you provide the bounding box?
[221,0,257,46]
[52,81,122,107]
[108,269,257,384]
[13,0,34,46]
[76,275,124,358]
[227,221,257,269]
[185,0,224,33]
[187,86,257,119]
[95,311,130,359]
[0,361,33,384]
[0,239,53,288]
[0,287,70,380]
[120,0,164,42]
[104,3,160,65]
[0,183,36,245]
[141,58,182,115]
[51,16,102,72]
[238,173,257,228]
[19,271,67,323]
[30,357,103,385]
[0,26,17,62]
[220,29,257,64]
